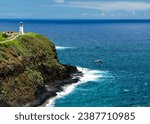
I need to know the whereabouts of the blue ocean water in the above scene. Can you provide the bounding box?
[0,19,150,107]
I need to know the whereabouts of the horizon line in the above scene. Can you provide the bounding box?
[1,18,150,22]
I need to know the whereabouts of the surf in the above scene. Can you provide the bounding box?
[56,46,75,50]
[45,67,108,107]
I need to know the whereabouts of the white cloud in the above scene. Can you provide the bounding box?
[56,1,150,11]
[54,0,65,4]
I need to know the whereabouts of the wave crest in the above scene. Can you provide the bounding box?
[56,46,75,50]
[45,67,108,107]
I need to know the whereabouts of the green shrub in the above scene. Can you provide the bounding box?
[2,33,9,38]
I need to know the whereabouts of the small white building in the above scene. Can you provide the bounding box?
[19,22,24,34]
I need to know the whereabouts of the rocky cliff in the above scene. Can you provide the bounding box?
[0,32,81,107]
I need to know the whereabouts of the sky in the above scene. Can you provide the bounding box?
[1,0,150,19]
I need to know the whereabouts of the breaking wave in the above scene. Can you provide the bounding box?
[56,46,75,50]
[45,67,109,107]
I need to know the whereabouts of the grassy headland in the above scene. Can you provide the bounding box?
[0,32,79,106]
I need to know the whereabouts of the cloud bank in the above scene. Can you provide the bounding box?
[55,1,150,11]
[53,0,65,4]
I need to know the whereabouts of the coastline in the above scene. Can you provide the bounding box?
[26,66,83,107]
[43,67,103,107]
[0,32,84,107]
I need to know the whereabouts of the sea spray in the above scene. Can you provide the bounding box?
[56,46,75,50]
[46,67,106,107]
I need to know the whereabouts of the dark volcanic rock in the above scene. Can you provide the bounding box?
[0,33,82,107]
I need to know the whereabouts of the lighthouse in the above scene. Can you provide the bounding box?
[19,22,24,34]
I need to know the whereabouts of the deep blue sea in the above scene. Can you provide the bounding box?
[0,19,150,107]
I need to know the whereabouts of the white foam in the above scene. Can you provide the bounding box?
[144,83,148,86]
[46,84,76,107]
[45,67,107,107]
[77,67,102,83]
[56,46,75,50]
[124,89,129,92]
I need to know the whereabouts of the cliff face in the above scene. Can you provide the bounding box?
[0,33,79,107]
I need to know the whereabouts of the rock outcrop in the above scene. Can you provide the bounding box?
[0,32,81,107]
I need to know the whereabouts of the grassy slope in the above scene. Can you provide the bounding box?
[0,32,65,106]
[0,32,55,62]
[0,32,7,42]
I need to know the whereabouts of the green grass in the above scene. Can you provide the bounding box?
[1,67,44,106]
[0,32,20,42]
[0,32,56,62]
[0,32,69,106]
[25,32,38,37]
[0,32,7,42]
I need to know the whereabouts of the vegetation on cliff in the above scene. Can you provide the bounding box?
[0,32,78,107]
[0,32,7,42]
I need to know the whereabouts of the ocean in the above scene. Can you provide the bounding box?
[0,19,150,107]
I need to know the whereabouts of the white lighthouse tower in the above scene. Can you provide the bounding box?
[19,22,24,34]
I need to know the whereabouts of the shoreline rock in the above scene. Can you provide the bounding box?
[0,32,82,107]
[26,67,82,107]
